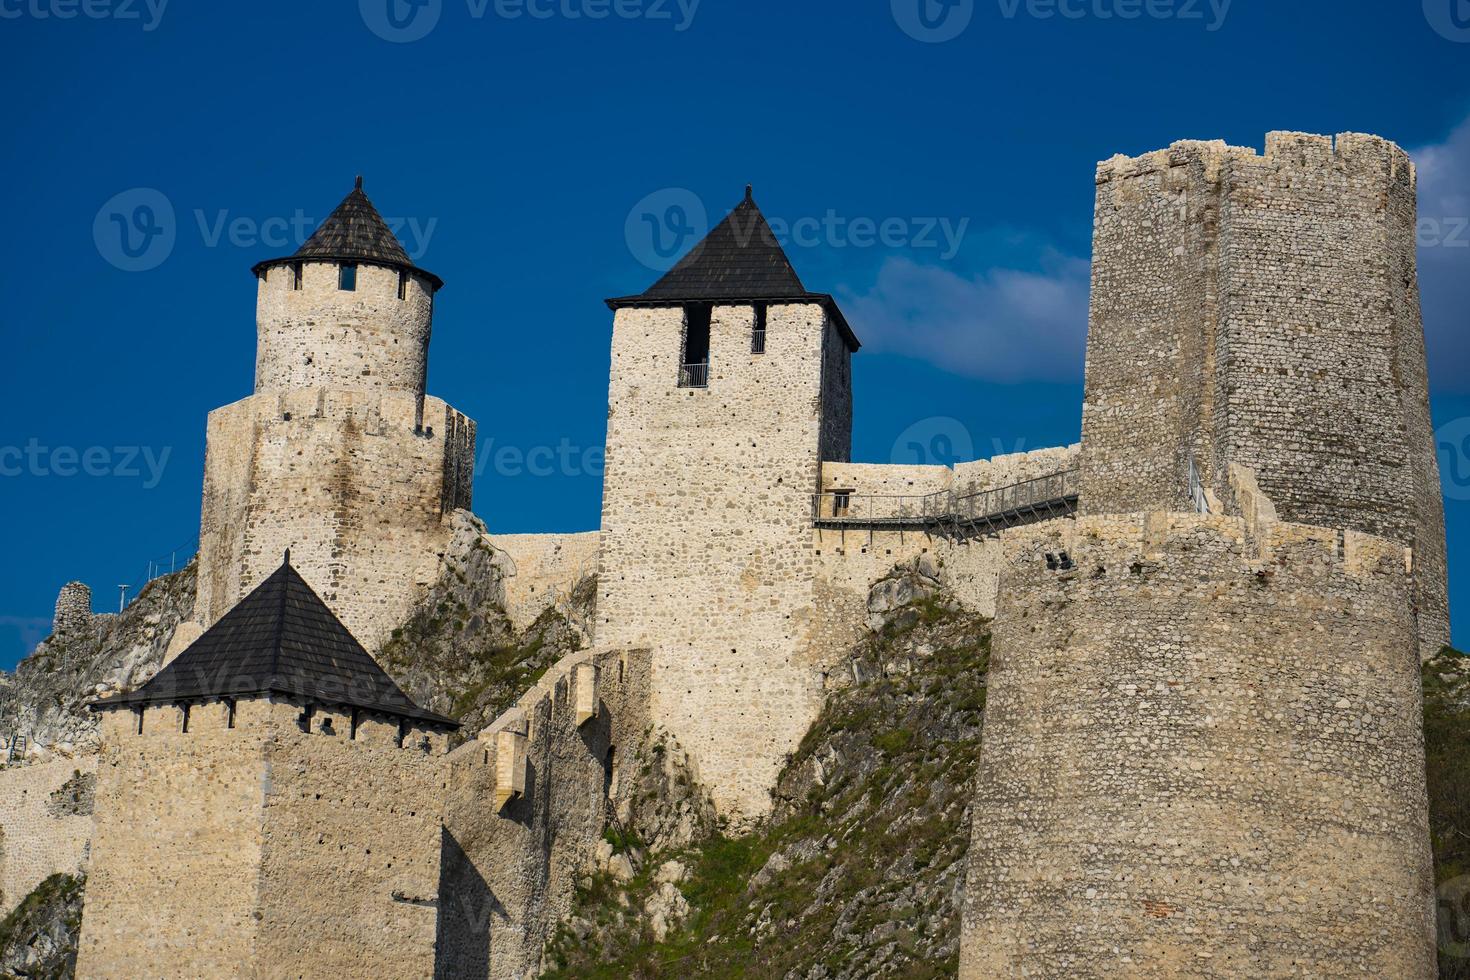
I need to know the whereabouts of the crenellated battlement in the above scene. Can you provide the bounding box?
[1096,130,1416,187]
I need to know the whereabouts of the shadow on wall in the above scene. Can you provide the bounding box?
[435,828,498,980]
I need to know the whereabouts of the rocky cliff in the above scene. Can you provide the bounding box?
[0,566,196,757]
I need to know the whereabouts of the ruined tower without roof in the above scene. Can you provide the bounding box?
[194,179,476,649]
[1078,132,1448,654]
[597,188,858,820]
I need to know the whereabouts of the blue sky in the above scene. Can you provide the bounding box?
[1,0,1467,667]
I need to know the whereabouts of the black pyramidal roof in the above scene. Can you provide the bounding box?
[91,557,456,728]
[607,187,859,350]
[251,177,443,290]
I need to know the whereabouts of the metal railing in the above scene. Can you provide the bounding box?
[812,468,1080,534]
[751,329,766,354]
[678,362,709,388]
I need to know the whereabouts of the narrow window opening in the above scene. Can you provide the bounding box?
[752,304,767,354]
[319,716,336,737]
[678,304,711,388]
[298,706,314,733]
[291,262,303,290]
[225,699,236,729]
[397,271,408,300]
[350,709,361,741]
[338,263,357,291]
[134,707,144,735]
[396,720,408,748]
[832,489,854,518]
[603,746,618,800]
[180,703,191,733]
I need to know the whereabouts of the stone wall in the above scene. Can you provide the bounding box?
[76,698,450,979]
[488,531,600,631]
[960,512,1435,978]
[1079,132,1447,653]
[51,583,92,639]
[438,645,651,979]
[0,758,96,914]
[195,388,475,649]
[254,261,435,395]
[596,302,851,822]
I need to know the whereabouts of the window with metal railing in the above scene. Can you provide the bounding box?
[679,303,712,388]
[752,304,767,354]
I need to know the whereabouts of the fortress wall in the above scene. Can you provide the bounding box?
[487,531,600,631]
[254,721,448,978]
[77,698,451,979]
[952,444,1079,492]
[438,646,651,980]
[597,303,840,821]
[78,702,273,978]
[1080,132,1447,653]
[960,513,1435,979]
[196,388,476,649]
[0,757,96,914]
[818,316,854,464]
[254,261,434,395]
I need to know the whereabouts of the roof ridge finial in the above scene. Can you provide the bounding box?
[745,183,753,203]
[354,175,363,191]
[283,547,291,566]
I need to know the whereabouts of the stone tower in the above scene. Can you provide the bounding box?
[1077,132,1448,654]
[597,188,858,821]
[194,179,476,649]
[77,557,456,979]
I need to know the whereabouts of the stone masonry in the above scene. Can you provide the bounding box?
[195,186,476,651]
[76,698,450,979]
[0,757,95,914]
[960,512,1435,977]
[595,302,854,822]
[1079,132,1447,655]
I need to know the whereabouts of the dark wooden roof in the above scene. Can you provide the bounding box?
[91,557,456,728]
[606,188,860,351]
[251,177,444,290]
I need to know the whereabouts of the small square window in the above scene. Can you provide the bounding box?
[338,263,357,291]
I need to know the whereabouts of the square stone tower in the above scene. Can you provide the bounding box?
[77,556,457,979]
[1078,133,1448,653]
[598,188,858,821]
[195,179,476,651]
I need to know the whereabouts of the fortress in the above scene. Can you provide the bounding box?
[0,131,1449,977]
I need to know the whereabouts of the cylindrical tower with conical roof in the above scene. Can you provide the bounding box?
[194,179,476,649]
[250,177,443,396]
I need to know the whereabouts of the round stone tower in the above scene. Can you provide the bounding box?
[52,582,92,638]
[196,178,475,649]
[249,177,442,396]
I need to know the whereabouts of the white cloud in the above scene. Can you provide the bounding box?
[1414,115,1470,393]
[840,251,1090,383]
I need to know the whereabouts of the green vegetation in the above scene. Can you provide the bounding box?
[545,598,990,978]
[0,872,84,980]
[1423,647,1470,979]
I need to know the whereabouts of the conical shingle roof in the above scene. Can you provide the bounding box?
[91,557,456,728]
[295,177,411,266]
[250,177,443,289]
[607,187,859,350]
